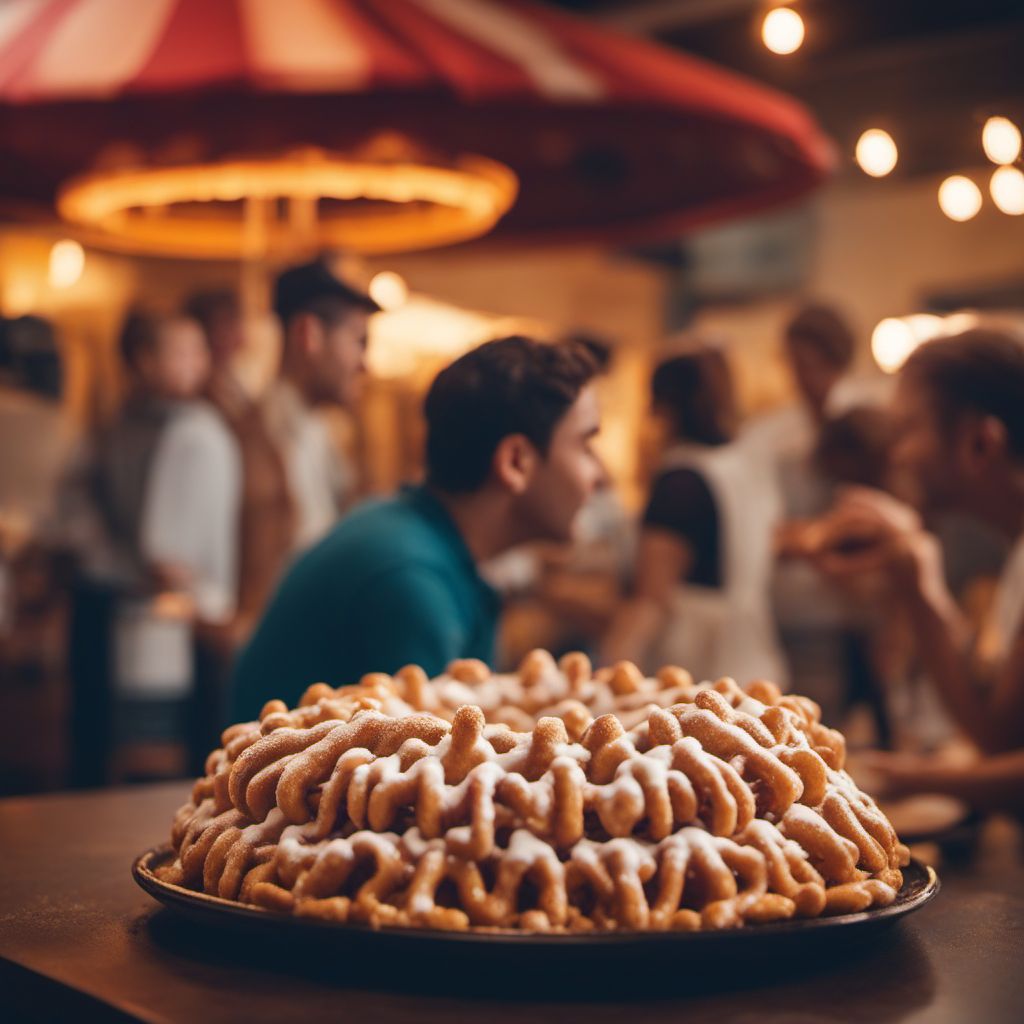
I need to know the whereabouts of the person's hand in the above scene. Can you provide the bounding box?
[810,487,936,594]
[149,560,193,593]
[855,749,955,799]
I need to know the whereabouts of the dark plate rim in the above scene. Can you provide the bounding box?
[132,845,939,946]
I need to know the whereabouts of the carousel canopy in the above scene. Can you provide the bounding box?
[0,0,834,254]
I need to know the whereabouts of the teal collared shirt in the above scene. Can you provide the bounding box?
[231,485,500,719]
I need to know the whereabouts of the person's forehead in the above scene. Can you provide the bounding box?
[328,309,369,334]
[893,374,942,425]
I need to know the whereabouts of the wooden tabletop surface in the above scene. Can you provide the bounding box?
[2,781,1023,1023]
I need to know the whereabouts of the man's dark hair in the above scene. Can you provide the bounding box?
[815,406,893,489]
[273,258,380,329]
[424,336,597,493]
[651,348,733,446]
[183,288,239,333]
[902,328,1024,459]
[118,310,160,374]
[562,330,614,374]
[786,304,855,370]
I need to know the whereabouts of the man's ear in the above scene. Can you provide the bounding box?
[291,312,324,360]
[492,433,538,495]
[972,414,1008,465]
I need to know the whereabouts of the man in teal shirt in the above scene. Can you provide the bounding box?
[231,335,604,718]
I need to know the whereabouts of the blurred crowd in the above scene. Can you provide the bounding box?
[1,258,1022,820]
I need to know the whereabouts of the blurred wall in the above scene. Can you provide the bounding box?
[2,169,1021,507]
[692,171,1024,415]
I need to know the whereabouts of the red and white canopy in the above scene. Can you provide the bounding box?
[0,0,834,245]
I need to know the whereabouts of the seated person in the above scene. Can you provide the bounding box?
[802,329,1024,812]
[231,336,604,719]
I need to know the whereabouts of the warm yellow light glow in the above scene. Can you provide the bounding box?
[762,7,804,55]
[938,175,982,222]
[990,165,1024,216]
[48,239,85,289]
[942,311,979,335]
[367,296,541,379]
[855,129,897,177]
[57,147,518,259]
[368,271,409,311]
[871,317,917,374]
[982,116,1022,166]
[871,313,980,373]
[905,314,945,345]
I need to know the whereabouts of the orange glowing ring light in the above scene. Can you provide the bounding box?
[56,148,518,259]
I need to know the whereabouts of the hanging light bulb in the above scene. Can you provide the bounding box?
[982,116,1022,166]
[762,7,804,55]
[855,129,898,177]
[990,165,1024,216]
[938,175,982,222]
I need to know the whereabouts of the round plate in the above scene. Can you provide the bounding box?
[877,794,972,844]
[132,845,939,967]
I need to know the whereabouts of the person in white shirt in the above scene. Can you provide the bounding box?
[802,328,1024,812]
[67,312,240,619]
[63,311,240,784]
[263,259,381,551]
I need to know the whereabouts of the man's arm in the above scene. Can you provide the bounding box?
[859,747,1024,813]
[815,488,1024,753]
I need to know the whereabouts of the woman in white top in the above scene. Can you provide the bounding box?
[603,344,786,686]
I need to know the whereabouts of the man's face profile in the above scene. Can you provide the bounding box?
[516,384,605,543]
[890,377,957,512]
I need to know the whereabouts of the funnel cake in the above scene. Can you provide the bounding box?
[157,651,909,931]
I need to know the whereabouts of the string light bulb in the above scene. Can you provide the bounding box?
[855,129,898,177]
[982,116,1022,166]
[938,175,982,222]
[990,166,1024,216]
[762,7,804,55]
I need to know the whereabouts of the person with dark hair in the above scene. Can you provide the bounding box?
[262,258,381,551]
[812,406,894,490]
[231,335,603,718]
[602,344,785,685]
[804,328,1024,810]
[785,304,857,422]
[752,302,885,477]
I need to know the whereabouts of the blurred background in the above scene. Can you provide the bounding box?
[1,0,1022,795]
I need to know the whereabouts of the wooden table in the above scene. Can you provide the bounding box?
[2,782,1023,1023]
